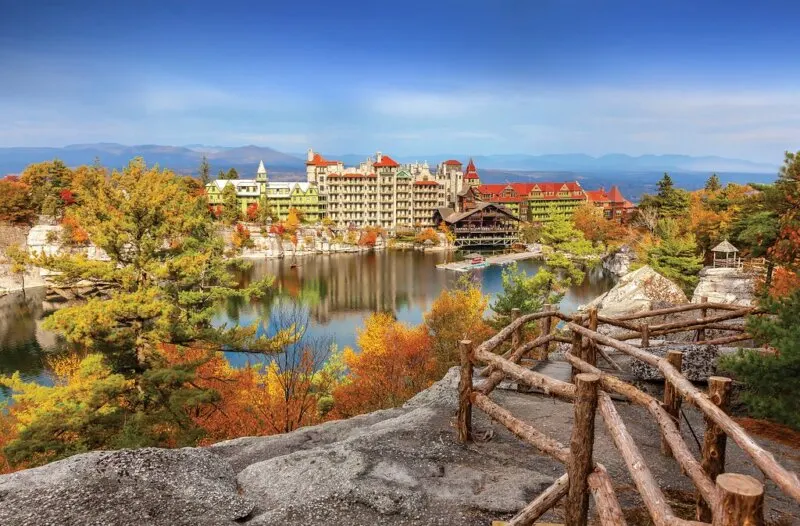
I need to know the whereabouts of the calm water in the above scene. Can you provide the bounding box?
[0,250,615,389]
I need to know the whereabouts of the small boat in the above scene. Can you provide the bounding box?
[464,253,489,270]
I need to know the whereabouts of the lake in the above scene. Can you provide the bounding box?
[0,250,616,389]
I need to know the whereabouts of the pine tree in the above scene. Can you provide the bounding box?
[199,155,211,186]
[704,173,721,192]
[226,167,239,180]
[221,183,242,224]
[646,219,703,293]
[1,158,291,467]
[720,289,800,429]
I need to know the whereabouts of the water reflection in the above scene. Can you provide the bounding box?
[0,251,616,383]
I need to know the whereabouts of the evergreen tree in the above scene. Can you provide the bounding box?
[720,289,800,429]
[1,158,290,467]
[257,195,275,223]
[704,173,721,192]
[226,167,239,180]
[217,169,227,180]
[220,183,242,224]
[199,155,211,186]
[646,219,703,293]
[640,172,690,217]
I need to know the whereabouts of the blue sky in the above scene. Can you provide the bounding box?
[1,0,799,162]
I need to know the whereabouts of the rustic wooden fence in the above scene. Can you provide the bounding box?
[456,300,800,526]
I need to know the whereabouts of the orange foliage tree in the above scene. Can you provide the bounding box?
[358,226,383,247]
[330,313,436,418]
[0,178,35,223]
[572,203,629,248]
[414,227,439,245]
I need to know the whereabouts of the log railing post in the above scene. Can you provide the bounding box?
[538,303,554,360]
[640,323,650,348]
[457,340,474,444]
[565,374,600,526]
[661,350,683,457]
[585,307,598,367]
[697,376,733,522]
[570,329,583,382]
[698,296,708,342]
[713,473,764,526]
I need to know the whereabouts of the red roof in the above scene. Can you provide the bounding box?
[306,153,340,167]
[413,180,440,186]
[464,158,480,180]
[373,154,400,168]
[587,185,627,204]
[443,159,463,166]
[478,181,586,200]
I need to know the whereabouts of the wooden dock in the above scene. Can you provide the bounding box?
[436,248,544,272]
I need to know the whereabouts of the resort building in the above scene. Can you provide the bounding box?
[306,149,466,231]
[206,161,322,222]
[585,186,636,222]
[458,181,589,222]
[434,202,522,247]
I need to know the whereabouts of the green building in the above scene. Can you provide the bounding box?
[206,161,322,222]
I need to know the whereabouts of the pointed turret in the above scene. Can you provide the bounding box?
[256,160,268,182]
[464,158,480,187]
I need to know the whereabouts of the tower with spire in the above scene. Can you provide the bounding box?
[464,158,481,188]
[256,160,268,194]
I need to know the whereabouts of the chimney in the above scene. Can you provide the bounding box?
[307,148,314,162]
[376,151,383,163]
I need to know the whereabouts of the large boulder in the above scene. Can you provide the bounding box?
[0,448,254,526]
[602,245,636,277]
[629,343,720,381]
[581,265,688,317]
[692,267,756,306]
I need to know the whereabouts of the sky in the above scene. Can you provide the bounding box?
[1,0,799,162]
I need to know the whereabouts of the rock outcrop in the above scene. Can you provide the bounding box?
[2,368,799,525]
[581,265,688,317]
[602,245,636,277]
[629,343,720,381]
[692,267,756,306]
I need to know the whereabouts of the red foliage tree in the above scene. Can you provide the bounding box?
[246,202,259,222]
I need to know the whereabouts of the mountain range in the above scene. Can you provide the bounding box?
[0,143,780,200]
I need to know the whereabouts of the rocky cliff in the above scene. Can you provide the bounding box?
[2,368,798,526]
[692,267,756,306]
[581,265,688,317]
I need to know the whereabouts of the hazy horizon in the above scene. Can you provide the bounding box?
[2,1,799,163]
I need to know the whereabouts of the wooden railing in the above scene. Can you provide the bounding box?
[456,301,800,525]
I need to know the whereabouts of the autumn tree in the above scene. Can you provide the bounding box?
[572,203,629,249]
[424,279,493,375]
[1,158,289,468]
[20,159,74,215]
[540,212,596,256]
[0,178,36,223]
[3,245,32,297]
[257,196,275,223]
[330,313,436,418]
[245,202,259,222]
[414,227,439,245]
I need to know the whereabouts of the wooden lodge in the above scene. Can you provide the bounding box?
[433,202,522,247]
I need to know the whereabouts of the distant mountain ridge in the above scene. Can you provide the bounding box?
[0,143,778,176]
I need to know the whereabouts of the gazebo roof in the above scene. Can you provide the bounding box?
[711,240,739,253]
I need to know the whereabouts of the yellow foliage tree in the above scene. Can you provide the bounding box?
[424,283,494,375]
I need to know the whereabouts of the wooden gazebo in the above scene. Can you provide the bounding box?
[712,240,741,269]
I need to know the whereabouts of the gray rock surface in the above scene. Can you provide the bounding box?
[1,367,798,525]
[582,265,688,317]
[0,448,253,526]
[692,266,757,306]
[629,343,720,381]
[602,245,636,277]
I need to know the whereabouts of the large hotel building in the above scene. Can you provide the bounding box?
[207,149,635,231]
[306,149,477,231]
